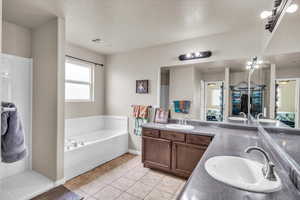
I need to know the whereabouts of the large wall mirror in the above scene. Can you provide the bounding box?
[251,0,300,170]
[159,0,300,170]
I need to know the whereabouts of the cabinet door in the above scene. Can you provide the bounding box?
[172,142,206,177]
[142,136,171,171]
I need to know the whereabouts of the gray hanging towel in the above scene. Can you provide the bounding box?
[1,102,26,163]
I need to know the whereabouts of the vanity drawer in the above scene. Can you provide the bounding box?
[143,128,160,138]
[186,134,211,146]
[160,131,185,142]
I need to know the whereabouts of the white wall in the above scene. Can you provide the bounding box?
[0,0,2,51]
[277,66,300,79]
[32,18,65,181]
[2,21,32,58]
[65,43,106,119]
[105,26,265,151]
[169,66,194,118]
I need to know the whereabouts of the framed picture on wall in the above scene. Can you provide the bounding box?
[154,108,169,124]
[136,80,149,94]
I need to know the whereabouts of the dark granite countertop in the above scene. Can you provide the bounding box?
[142,122,300,200]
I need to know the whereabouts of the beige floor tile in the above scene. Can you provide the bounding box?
[155,176,183,194]
[93,185,122,200]
[145,189,173,200]
[139,172,164,187]
[115,192,142,200]
[126,181,154,199]
[123,170,147,181]
[73,189,90,198]
[148,169,167,178]
[86,197,98,200]
[95,172,122,185]
[110,177,136,191]
[80,180,107,195]
[174,182,186,196]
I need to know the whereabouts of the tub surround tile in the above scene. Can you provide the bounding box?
[93,185,122,200]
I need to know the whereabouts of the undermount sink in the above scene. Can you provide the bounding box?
[258,119,278,124]
[166,124,194,130]
[205,156,282,193]
[228,117,248,122]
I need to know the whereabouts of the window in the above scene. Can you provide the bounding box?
[65,59,94,102]
[211,89,221,106]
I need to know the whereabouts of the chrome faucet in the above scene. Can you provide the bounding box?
[240,112,247,118]
[245,146,277,181]
[257,113,263,120]
[179,118,185,125]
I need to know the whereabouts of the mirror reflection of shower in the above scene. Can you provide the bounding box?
[204,81,224,122]
[246,56,265,119]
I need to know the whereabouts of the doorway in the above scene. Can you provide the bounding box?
[204,81,224,121]
[275,79,300,128]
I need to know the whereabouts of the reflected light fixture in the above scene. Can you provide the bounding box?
[278,80,290,85]
[246,56,263,70]
[92,38,104,43]
[260,11,272,19]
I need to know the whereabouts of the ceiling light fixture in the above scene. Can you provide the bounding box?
[246,56,263,70]
[179,51,212,61]
[260,11,272,19]
[286,3,298,13]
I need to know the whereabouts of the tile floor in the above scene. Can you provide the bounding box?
[64,153,186,200]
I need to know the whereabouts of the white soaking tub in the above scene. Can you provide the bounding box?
[64,116,128,180]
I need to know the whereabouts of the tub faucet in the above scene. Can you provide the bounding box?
[245,146,277,181]
[240,112,247,118]
[257,113,263,120]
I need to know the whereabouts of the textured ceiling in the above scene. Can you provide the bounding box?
[3,0,273,54]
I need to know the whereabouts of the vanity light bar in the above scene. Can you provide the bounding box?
[178,51,212,61]
[265,0,289,32]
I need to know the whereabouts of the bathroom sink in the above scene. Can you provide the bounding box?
[258,119,278,124]
[205,156,282,193]
[228,117,248,122]
[166,124,194,130]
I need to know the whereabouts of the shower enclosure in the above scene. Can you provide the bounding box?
[0,54,32,179]
[0,54,54,200]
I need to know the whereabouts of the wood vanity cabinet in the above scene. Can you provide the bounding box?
[142,128,212,178]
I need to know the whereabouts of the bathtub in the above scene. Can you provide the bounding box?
[64,115,128,180]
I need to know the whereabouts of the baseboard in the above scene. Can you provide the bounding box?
[128,149,141,155]
[54,178,66,186]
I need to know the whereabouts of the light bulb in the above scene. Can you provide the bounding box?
[194,52,201,57]
[260,11,272,19]
[286,4,298,13]
[186,53,192,58]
